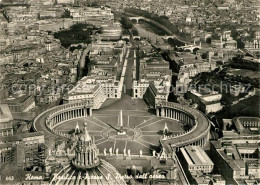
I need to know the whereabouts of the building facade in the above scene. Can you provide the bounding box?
[179,146,214,175]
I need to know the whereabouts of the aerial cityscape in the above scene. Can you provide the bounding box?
[0,0,259,184]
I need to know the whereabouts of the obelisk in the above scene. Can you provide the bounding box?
[118,110,126,135]
[120,110,123,129]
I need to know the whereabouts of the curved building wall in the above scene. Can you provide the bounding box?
[156,101,211,151]
[33,101,93,138]
[33,100,211,152]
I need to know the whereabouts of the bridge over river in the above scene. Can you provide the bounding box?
[122,12,189,45]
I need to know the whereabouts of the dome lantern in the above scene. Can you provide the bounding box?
[72,121,100,169]
[50,121,127,185]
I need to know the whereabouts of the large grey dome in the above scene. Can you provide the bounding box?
[50,122,126,185]
[50,159,126,185]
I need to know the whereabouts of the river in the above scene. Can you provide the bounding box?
[134,21,172,49]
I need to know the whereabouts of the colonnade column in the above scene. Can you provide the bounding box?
[89,108,92,116]
[156,108,159,117]
[161,108,165,117]
[46,107,95,134]
[84,108,86,117]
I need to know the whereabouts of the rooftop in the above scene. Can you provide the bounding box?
[0,131,44,143]
[180,145,214,166]
[0,122,13,130]
[170,52,206,65]
[1,92,32,105]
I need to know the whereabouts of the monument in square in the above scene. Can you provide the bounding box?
[118,110,126,135]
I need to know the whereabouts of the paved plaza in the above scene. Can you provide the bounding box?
[54,110,184,155]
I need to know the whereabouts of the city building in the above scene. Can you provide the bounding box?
[99,22,122,41]
[186,90,223,114]
[211,31,237,49]
[179,146,214,175]
[63,78,106,109]
[132,80,150,98]
[68,6,114,25]
[0,131,45,169]
[0,131,45,146]
[56,0,74,4]
[133,41,172,101]
[210,138,260,185]
[233,116,260,135]
[0,122,13,137]
[64,40,127,107]
[210,174,226,185]
[2,93,35,113]
[34,18,73,32]
[0,104,13,137]
[144,82,170,108]
[170,52,217,95]
[192,174,226,185]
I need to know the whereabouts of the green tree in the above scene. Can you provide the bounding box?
[121,16,133,29]
[62,9,71,18]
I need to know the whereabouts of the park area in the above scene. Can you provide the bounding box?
[54,23,99,48]
[227,68,260,79]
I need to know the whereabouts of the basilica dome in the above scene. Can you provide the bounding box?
[50,122,126,185]
[50,159,126,185]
